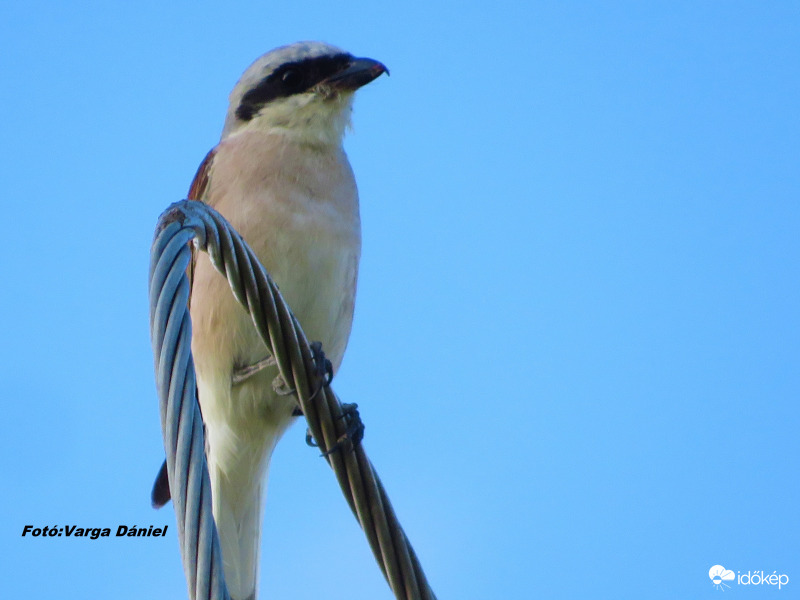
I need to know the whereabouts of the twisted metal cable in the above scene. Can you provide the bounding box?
[150,200,436,600]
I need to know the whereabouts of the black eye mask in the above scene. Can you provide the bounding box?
[236,53,352,122]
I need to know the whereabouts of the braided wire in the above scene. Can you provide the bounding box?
[149,200,436,600]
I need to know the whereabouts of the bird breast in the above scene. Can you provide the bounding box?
[189,129,361,425]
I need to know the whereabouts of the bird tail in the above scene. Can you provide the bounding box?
[196,375,295,600]
[209,456,269,600]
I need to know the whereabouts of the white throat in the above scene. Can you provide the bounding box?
[224,92,354,147]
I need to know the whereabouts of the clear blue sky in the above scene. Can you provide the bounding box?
[1,2,797,598]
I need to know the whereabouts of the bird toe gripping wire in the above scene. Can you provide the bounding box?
[149,200,436,600]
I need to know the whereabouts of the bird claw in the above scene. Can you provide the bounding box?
[272,375,295,396]
[305,428,317,447]
[272,342,332,399]
[304,341,334,404]
[306,403,365,456]
[310,341,333,385]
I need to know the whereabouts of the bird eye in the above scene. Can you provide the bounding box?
[282,70,301,88]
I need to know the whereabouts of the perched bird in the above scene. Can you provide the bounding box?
[150,42,387,600]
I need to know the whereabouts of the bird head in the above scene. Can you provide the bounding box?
[222,42,388,146]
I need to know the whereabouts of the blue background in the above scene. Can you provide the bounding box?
[1,2,797,598]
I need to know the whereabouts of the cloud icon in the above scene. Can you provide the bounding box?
[709,565,735,586]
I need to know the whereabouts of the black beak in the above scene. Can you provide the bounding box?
[324,57,388,91]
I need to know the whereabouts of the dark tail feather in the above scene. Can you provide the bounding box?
[151,459,171,508]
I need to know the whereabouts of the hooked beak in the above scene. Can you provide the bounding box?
[324,57,389,91]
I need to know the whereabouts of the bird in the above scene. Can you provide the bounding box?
[150,41,387,600]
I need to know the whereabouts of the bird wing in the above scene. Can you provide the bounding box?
[186,147,216,308]
[151,147,217,508]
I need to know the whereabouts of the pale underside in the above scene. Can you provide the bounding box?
[189,127,361,600]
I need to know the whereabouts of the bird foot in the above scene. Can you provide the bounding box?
[231,353,277,386]
[270,342,332,398]
[310,341,333,386]
[305,403,364,456]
